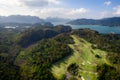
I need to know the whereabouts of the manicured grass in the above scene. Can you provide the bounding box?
[51,35,110,80]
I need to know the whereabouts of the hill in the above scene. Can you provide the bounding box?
[0,15,53,28]
[15,25,72,48]
[0,15,44,24]
[68,17,120,27]
[0,25,120,80]
[52,35,109,80]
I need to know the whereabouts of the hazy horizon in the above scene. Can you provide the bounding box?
[0,0,120,19]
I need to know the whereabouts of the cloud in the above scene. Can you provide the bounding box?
[0,0,28,16]
[69,8,87,15]
[104,1,111,6]
[0,0,23,7]
[66,8,88,19]
[48,0,60,5]
[113,5,120,15]
[0,0,88,19]
[33,8,88,19]
[100,11,113,18]
[100,11,108,18]
[100,5,120,18]
[20,0,61,7]
[99,6,120,19]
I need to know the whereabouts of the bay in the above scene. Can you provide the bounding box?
[70,25,120,34]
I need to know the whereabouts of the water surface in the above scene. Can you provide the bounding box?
[70,25,120,34]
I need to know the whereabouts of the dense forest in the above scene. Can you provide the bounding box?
[0,25,120,80]
[72,28,120,80]
[0,25,73,80]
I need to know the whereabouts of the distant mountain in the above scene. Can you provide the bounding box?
[45,17,71,25]
[0,15,53,28]
[0,15,44,24]
[67,17,120,27]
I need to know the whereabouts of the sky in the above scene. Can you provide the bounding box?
[0,0,120,19]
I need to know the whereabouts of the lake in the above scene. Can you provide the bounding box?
[69,25,120,34]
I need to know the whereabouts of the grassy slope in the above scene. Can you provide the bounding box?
[51,35,110,80]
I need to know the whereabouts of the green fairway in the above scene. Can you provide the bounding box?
[51,35,110,80]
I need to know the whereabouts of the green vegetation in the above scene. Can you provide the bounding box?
[0,63,20,80]
[97,63,120,80]
[15,25,71,48]
[72,28,120,53]
[67,63,79,76]
[52,35,120,80]
[0,25,72,80]
[15,33,73,80]
[52,35,107,80]
[0,25,120,80]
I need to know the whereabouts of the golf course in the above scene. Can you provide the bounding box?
[51,35,110,80]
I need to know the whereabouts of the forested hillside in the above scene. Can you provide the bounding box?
[68,17,120,27]
[0,25,120,80]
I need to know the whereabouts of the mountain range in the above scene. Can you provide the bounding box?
[67,17,120,27]
[1,15,120,27]
[45,17,71,25]
[0,15,44,24]
[0,15,53,28]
